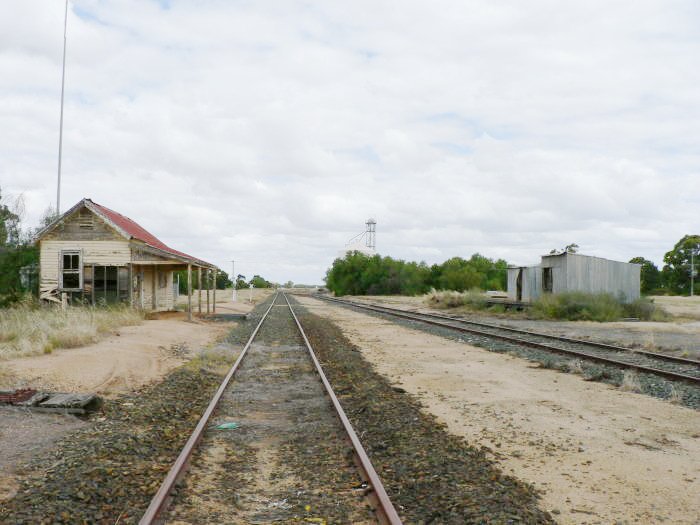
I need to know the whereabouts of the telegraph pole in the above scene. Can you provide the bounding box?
[56,0,68,214]
[231,260,237,302]
[692,249,695,297]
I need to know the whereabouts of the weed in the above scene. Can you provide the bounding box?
[619,370,643,393]
[539,357,558,369]
[425,288,489,311]
[668,385,683,405]
[566,360,584,375]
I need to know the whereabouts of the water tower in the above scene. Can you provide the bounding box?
[365,218,376,251]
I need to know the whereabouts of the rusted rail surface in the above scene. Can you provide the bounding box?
[140,294,402,525]
[318,295,700,386]
[283,293,402,525]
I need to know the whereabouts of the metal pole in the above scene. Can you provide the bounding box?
[56,0,68,214]
[691,249,695,297]
[231,260,236,302]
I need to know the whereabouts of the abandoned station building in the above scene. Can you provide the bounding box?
[35,198,218,313]
[507,252,641,303]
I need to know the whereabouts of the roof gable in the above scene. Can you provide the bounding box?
[36,198,216,268]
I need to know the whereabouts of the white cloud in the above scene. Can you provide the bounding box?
[1,0,698,283]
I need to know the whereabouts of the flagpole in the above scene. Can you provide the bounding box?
[57,0,68,214]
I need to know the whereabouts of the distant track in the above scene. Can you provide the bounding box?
[317,295,700,386]
[140,293,402,525]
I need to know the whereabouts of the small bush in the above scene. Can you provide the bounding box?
[531,292,669,322]
[425,288,490,310]
[620,370,643,393]
[532,292,622,322]
[623,298,669,321]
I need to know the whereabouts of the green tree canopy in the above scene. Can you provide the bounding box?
[325,251,507,296]
[629,256,662,294]
[662,234,700,295]
[0,188,21,247]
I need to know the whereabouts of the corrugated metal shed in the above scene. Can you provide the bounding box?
[507,253,640,303]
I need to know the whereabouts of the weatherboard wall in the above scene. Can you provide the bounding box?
[39,239,132,301]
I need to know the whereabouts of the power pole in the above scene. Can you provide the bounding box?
[56,0,68,214]
[231,260,236,302]
[691,249,695,297]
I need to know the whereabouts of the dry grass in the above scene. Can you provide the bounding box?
[425,288,488,309]
[668,385,683,405]
[620,370,643,393]
[567,359,584,375]
[0,303,144,360]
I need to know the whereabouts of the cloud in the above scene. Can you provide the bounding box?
[1,0,698,283]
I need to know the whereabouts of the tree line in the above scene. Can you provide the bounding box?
[324,251,508,296]
[630,234,700,295]
[326,234,700,297]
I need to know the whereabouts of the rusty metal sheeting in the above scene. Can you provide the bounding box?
[0,388,38,404]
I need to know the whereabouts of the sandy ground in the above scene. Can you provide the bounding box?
[297,296,700,525]
[0,312,232,397]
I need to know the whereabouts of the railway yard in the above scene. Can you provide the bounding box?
[0,292,699,524]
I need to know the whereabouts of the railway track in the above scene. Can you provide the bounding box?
[140,293,402,524]
[317,295,700,386]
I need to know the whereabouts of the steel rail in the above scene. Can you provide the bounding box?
[139,297,277,525]
[283,293,403,525]
[326,298,700,367]
[318,296,700,386]
[141,294,402,524]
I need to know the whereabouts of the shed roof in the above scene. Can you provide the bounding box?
[36,198,216,269]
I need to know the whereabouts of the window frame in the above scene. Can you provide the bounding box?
[59,250,83,291]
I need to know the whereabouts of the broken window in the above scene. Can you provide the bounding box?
[60,250,82,290]
[93,266,129,304]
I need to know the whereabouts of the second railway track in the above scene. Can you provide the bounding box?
[141,293,401,524]
[318,295,700,386]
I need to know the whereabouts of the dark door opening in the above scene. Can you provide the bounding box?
[516,269,523,301]
[542,267,553,293]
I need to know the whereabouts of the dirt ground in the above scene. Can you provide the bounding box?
[0,305,240,506]
[296,295,700,525]
[0,313,232,396]
[650,295,700,319]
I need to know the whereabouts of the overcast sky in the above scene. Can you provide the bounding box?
[2,1,698,284]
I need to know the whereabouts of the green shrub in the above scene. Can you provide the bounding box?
[531,292,623,322]
[622,298,669,321]
[531,292,669,322]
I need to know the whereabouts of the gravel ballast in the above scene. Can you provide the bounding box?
[0,299,272,525]
[291,296,555,524]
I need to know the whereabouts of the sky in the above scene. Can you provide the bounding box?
[1,1,698,284]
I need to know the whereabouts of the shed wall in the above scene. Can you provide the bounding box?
[564,253,640,302]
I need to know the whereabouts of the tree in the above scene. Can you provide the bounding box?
[0,188,38,305]
[629,257,662,294]
[662,234,700,295]
[0,188,21,247]
[249,275,272,288]
[215,270,232,290]
[550,243,579,255]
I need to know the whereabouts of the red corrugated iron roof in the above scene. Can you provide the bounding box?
[88,200,215,268]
